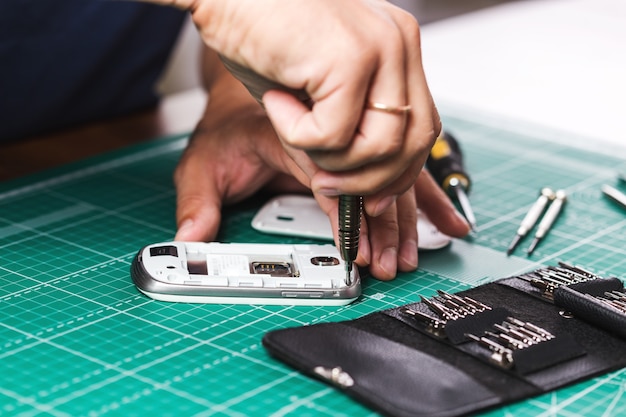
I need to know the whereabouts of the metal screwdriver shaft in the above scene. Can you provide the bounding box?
[449,177,476,231]
[602,184,626,211]
[527,190,567,256]
[506,187,555,255]
[339,195,362,286]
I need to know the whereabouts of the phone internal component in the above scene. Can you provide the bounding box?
[251,261,296,277]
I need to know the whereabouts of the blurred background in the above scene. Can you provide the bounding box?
[3,0,622,181]
[160,0,625,150]
[158,0,520,94]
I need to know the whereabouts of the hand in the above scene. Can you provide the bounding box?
[144,0,441,219]
[173,73,311,242]
[174,108,469,280]
[173,50,469,280]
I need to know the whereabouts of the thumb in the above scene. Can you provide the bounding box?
[173,152,223,242]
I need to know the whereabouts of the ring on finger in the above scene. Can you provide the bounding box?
[366,101,412,115]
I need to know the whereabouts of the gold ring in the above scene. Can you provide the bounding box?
[367,101,412,114]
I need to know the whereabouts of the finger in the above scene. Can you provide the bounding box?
[173,146,223,242]
[366,201,400,281]
[263,77,366,152]
[303,60,410,171]
[355,214,371,269]
[400,6,441,165]
[415,170,471,238]
[311,153,424,217]
[395,189,419,272]
[304,109,407,172]
[263,13,410,157]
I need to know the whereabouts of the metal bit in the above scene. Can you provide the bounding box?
[545,267,579,282]
[527,190,567,255]
[501,321,546,343]
[462,296,492,312]
[436,290,490,314]
[436,296,472,317]
[506,317,554,340]
[494,323,536,346]
[537,269,574,285]
[404,308,447,337]
[485,331,529,350]
[420,296,461,321]
[526,278,556,297]
[436,290,492,312]
[598,297,626,313]
[605,291,626,301]
[466,333,514,368]
[599,292,626,312]
[507,188,555,255]
[556,262,600,281]
[520,271,562,299]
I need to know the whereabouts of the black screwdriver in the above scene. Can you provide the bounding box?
[426,131,477,231]
[338,195,362,286]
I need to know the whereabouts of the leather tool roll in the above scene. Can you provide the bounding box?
[263,275,626,417]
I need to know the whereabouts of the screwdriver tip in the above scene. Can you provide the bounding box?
[506,234,522,256]
[526,238,540,256]
[344,263,353,286]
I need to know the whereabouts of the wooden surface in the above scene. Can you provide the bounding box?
[0,89,206,182]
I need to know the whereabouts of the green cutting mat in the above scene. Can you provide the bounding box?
[1,114,626,417]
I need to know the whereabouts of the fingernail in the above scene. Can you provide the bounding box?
[399,239,418,270]
[372,195,397,217]
[378,247,398,277]
[316,188,341,197]
[175,219,194,240]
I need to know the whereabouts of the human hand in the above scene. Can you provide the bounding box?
[144,0,440,219]
[172,74,469,281]
[173,45,467,281]
[174,109,469,281]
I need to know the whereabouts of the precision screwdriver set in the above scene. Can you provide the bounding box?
[263,263,626,417]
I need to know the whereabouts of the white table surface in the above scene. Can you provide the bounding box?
[421,0,626,151]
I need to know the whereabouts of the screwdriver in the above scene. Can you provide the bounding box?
[506,187,555,255]
[526,190,567,255]
[426,131,477,231]
[218,57,363,285]
[338,195,362,285]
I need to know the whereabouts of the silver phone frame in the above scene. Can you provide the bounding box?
[131,241,361,305]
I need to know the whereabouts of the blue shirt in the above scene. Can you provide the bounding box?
[0,0,186,141]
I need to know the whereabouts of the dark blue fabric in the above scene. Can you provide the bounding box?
[0,0,186,141]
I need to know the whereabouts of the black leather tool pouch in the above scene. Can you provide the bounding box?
[263,277,626,417]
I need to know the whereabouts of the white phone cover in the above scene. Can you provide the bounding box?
[251,195,451,250]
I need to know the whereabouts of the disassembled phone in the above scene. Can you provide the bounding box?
[131,241,361,305]
[251,195,452,250]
